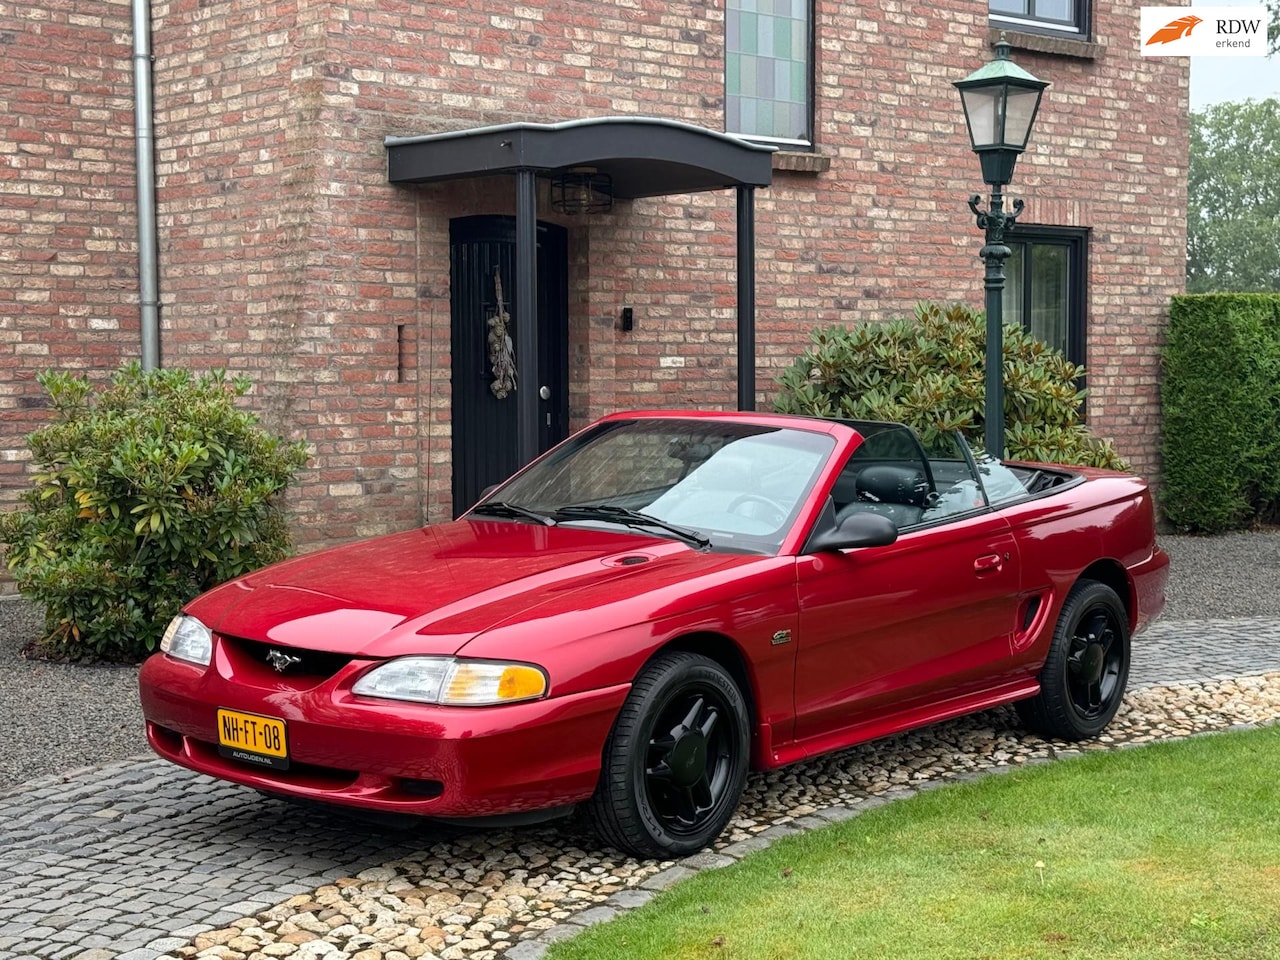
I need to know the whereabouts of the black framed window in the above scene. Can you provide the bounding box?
[1003,227,1088,367]
[725,0,813,147]
[990,0,1087,36]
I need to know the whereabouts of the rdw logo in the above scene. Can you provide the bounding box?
[1140,7,1267,56]
[1145,14,1202,45]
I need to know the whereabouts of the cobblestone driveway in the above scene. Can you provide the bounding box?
[2,617,1278,960]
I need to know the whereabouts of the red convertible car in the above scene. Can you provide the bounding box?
[139,411,1167,857]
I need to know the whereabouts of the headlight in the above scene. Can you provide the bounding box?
[160,614,213,666]
[352,657,548,706]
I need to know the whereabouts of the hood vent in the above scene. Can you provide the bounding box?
[604,554,652,567]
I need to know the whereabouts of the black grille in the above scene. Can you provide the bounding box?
[226,635,353,679]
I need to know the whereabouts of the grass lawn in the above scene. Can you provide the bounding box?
[550,725,1280,960]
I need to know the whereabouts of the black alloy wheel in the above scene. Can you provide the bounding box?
[589,652,749,858]
[1064,607,1123,720]
[1017,580,1131,741]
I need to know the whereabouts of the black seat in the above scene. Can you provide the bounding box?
[836,464,926,528]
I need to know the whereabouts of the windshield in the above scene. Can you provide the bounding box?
[481,418,836,553]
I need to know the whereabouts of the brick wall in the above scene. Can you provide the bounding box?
[149,0,428,544]
[1,0,1187,552]
[0,0,136,511]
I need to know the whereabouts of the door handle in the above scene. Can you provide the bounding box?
[973,554,1003,576]
[538,385,551,400]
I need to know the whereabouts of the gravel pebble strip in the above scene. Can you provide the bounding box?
[1159,530,1280,622]
[0,597,145,790]
[145,671,1280,960]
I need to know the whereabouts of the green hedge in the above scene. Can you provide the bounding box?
[1161,294,1280,531]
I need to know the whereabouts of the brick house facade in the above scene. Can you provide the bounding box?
[1,0,1188,562]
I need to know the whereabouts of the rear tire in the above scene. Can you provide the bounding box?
[588,652,749,858]
[1017,580,1130,741]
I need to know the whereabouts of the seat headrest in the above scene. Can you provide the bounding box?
[856,464,927,506]
[831,467,861,504]
[693,452,756,490]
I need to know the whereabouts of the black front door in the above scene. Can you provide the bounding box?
[449,215,569,516]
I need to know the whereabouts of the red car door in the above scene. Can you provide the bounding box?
[790,510,1022,747]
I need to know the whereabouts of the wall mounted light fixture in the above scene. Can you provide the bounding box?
[550,167,613,215]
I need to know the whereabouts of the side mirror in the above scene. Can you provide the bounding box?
[806,511,898,553]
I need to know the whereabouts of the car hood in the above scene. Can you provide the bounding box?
[187,520,752,659]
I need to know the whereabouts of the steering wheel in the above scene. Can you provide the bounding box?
[727,493,788,526]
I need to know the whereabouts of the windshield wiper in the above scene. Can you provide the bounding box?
[469,500,558,526]
[554,505,711,549]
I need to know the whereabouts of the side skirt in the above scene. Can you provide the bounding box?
[758,678,1042,769]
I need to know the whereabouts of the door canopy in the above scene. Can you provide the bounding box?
[385,116,774,196]
[384,117,775,467]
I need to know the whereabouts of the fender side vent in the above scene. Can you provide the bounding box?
[1021,596,1042,632]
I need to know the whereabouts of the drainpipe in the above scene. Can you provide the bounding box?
[132,0,160,370]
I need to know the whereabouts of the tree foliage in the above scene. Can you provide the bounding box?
[0,365,309,661]
[773,302,1126,469]
[1187,97,1280,293]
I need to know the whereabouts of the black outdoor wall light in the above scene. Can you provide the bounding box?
[550,167,614,215]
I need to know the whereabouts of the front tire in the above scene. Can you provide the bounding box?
[588,652,749,858]
[1017,580,1130,741]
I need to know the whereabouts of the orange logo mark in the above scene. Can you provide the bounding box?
[1146,14,1203,45]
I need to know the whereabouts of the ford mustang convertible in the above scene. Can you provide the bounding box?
[139,411,1168,857]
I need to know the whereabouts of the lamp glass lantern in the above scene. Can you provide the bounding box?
[954,38,1049,187]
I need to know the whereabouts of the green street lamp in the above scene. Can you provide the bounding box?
[954,35,1049,459]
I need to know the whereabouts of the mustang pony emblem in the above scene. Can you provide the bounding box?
[266,649,302,673]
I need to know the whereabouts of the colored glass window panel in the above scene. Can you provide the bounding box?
[726,0,811,143]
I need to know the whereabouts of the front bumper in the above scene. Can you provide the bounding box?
[138,646,630,818]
